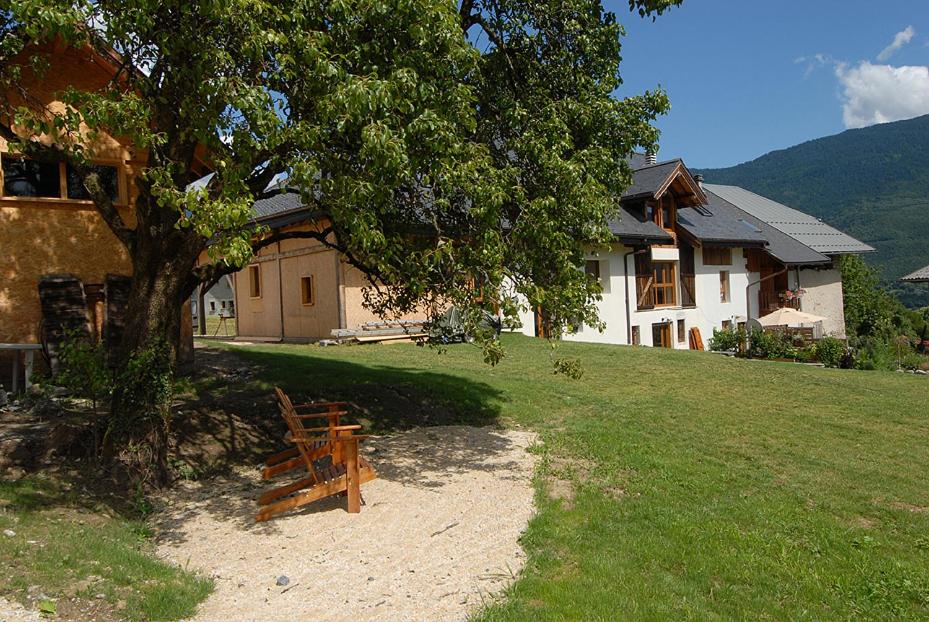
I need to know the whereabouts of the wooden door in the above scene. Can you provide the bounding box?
[651,322,672,348]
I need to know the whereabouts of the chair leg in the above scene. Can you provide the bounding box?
[345,439,361,513]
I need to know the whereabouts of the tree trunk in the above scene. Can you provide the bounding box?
[105,212,203,488]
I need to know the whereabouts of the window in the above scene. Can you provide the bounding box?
[722,320,733,331]
[209,301,216,313]
[635,255,677,309]
[248,265,261,298]
[300,275,315,306]
[631,326,641,346]
[585,260,600,282]
[704,247,732,266]
[66,163,120,202]
[2,157,61,198]
[677,319,686,343]
[2,155,123,203]
[719,271,730,303]
[653,262,676,306]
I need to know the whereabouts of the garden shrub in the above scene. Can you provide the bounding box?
[709,327,741,352]
[747,329,796,360]
[55,332,113,412]
[813,336,846,368]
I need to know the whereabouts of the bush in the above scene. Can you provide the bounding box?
[813,336,846,368]
[55,332,113,411]
[747,329,797,360]
[709,327,741,352]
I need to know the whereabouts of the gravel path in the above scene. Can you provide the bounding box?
[154,425,538,622]
[0,597,41,622]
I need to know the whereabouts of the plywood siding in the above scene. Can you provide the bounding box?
[340,262,427,329]
[0,44,138,343]
[234,244,284,339]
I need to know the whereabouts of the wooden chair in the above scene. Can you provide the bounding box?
[261,388,352,479]
[256,388,377,521]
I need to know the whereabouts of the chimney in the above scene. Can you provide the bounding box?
[644,149,657,165]
[694,174,704,190]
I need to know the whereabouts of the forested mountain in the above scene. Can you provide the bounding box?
[697,114,929,307]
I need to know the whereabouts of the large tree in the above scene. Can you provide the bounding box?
[0,0,681,483]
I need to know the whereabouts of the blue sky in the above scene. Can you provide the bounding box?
[610,0,929,168]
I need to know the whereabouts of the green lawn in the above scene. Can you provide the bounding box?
[217,334,929,621]
[0,477,212,621]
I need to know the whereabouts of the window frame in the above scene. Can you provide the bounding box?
[652,261,677,307]
[248,265,262,299]
[677,319,686,343]
[719,270,730,303]
[300,275,315,307]
[0,152,126,205]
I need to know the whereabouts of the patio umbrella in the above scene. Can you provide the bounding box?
[757,307,828,326]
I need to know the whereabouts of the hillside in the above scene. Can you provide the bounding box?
[697,114,929,307]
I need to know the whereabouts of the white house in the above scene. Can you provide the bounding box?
[514,155,872,347]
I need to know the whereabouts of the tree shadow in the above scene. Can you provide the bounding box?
[152,345,522,544]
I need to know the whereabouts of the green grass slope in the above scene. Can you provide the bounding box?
[696,114,929,307]
[222,335,929,620]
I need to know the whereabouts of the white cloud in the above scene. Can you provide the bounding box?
[877,25,915,61]
[836,60,929,128]
[795,53,834,79]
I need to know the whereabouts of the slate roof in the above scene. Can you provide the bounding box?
[676,191,768,247]
[700,188,831,265]
[621,160,684,201]
[607,205,674,244]
[902,264,929,282]
[252,190,305,220]
[704,184,874,255]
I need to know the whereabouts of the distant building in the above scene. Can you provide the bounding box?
[511,155,873,346]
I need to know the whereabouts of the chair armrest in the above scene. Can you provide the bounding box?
[293,402,352,410]
[293,411,348,419]
[299,424,363,433]
[291,434,371,443]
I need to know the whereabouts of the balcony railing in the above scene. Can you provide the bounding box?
[759,290,801,316]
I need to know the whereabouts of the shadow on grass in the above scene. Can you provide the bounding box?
[152,346,513,543]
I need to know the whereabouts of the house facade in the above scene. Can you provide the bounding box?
[514,156,872,347]
[222,191,426,341]
[1,42,196,389]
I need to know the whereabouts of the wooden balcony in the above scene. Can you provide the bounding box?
[758,290,801,316]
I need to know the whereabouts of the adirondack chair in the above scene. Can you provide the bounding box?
[256,388,377,521]
[261,388,351,479]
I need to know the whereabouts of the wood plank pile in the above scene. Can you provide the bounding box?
[331,320,428,343]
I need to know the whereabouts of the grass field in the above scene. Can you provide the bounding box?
[0,477,211,621]
[219,334,929,620]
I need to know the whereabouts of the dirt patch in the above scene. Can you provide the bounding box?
[153,425,538,622]
[546,477,575,509]
[890,501,929,515]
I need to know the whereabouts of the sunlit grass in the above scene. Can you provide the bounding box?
[218,333,929,620]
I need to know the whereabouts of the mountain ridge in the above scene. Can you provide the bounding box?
[695,114,929,307]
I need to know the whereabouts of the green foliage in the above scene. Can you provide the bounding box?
[1,0,680,353]
[840,255,914,341]
[54,332,112,411]
[812,336,846,368]
[697,114,929,308]
[708,327,741,351]
[746,329,796,360]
